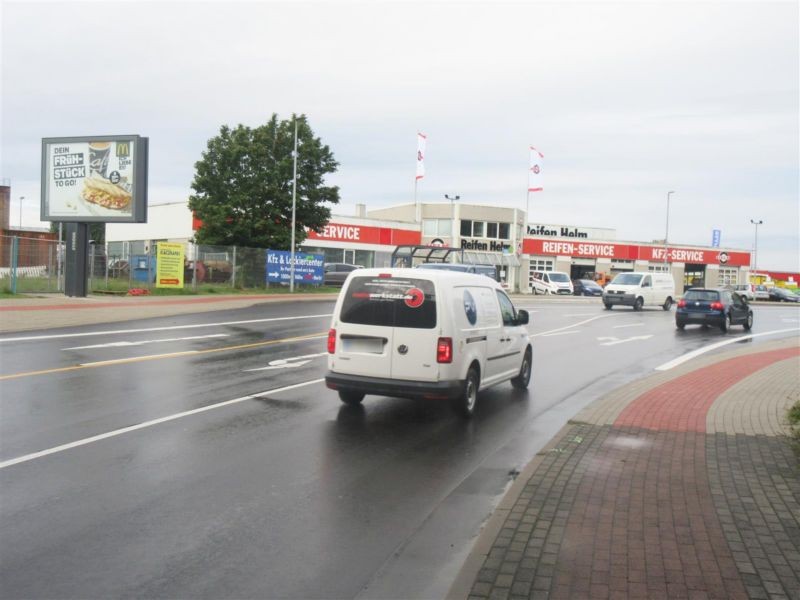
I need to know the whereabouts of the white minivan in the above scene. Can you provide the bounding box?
[530,271,573,295]
[325,268,532,417]
[602,272,676,311]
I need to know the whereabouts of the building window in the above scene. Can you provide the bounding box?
[648,265,670,273]
[487,222,498,238]
[499,223,510,239]
[472,221,485,237]
[719,268,738,286]
[529,259,554,272]
[423,219,452,236]
[460,220,472,236]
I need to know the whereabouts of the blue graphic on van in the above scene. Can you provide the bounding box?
[463,290,477,325]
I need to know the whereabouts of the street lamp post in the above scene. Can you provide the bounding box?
[750,219,763,272]
[19,196,25,229]
[289,120,298,293]
[445,194,460,250]
[664,191,675,267]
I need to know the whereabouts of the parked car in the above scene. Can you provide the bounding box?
[729,283,755,302]
[415,262,499,281]
[768,287,800,302]
[530,270,573,295]
[675,288,753,331]
[325,268,532,417]
[323,263,362,286]
[572,279,604,296]
[753,285,771,301]
[602,272,676,311]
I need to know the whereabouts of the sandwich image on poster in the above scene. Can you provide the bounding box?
[42,135,148,223]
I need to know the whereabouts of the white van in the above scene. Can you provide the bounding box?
[325,268,532,417]
[602,272,676,311]
[530,271,573,295]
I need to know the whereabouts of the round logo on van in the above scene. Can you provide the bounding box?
[404,287,425,308]
[463,290,477,325]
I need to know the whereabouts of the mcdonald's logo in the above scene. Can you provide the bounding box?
[116,142,130,157]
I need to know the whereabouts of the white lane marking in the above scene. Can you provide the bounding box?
[540,330,581,338]
[531,313,619,337]
[244,352,327,371]
[597,335,653,346]
[655,328,800,371]
[0,378,325,470]
[563,313,597,317]
[613,323,644,329]
[783,318,800,323]
[63,333,229,350]
[0,314,334,343]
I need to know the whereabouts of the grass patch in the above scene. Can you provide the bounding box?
[788,401,800,455]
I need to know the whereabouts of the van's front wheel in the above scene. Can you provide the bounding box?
[633,297,644,311]
[512,348,532,390]
[453,367,479,418]
[338,390,365,405]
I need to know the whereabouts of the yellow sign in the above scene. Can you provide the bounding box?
[156,242,185,288]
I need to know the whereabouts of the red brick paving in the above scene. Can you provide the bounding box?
[614,347,800,432]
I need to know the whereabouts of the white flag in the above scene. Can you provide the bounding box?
[528,146,544,192]
[416,132,427,180]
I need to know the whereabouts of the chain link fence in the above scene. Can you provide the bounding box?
[1,235,63,293]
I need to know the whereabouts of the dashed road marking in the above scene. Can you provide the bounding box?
[597,335,653,346]
[63,334,229,350]
[0,378,326,470]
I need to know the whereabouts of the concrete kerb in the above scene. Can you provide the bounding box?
[446,334,800,600]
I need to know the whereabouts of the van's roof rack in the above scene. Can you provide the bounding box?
[391,245,464,267]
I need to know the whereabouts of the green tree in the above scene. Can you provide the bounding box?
[188,114,340,249]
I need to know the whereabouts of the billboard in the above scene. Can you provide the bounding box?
[266,250,323,284]
[41,135,148,223]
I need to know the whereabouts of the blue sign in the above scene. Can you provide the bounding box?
[266,250,324,284]
[711,229,721,247]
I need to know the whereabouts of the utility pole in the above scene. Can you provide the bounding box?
[750,219,763,271]
[664,191,675,267]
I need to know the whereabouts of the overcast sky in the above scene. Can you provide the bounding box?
[2,0,798,271]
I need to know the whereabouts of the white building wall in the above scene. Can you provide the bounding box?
[106,202,194,243]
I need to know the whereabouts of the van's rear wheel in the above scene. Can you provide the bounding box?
[453,367,479,418]
[512,348,532,390]
[662,297,673,311]
[338,390,365,405]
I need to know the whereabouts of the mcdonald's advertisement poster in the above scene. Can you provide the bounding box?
[41,135,149,223]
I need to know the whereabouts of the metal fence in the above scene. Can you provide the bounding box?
[0,235,64,293]
[1,236,327,295]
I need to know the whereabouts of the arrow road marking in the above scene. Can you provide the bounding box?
[613,323,644,329]
[244,352,327,371]
[597,335,653,346]
[540,330,581,338]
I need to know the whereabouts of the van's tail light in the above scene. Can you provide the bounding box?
[437,337,453,363]
[710,301,724,310]
[677,299,686,308]
[327,328,336,354]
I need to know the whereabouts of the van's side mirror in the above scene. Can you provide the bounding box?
[516,309,529,325]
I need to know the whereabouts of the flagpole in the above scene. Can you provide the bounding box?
[414,178,418,222]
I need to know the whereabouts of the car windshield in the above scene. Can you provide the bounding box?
[549,273,570,283]
[340,276,437,328]
[684,290,720,302]
[612,273,643,285]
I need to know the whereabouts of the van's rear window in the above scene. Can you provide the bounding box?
[340,277,436,328]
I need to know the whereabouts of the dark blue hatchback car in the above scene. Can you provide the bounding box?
[676,288,753,332]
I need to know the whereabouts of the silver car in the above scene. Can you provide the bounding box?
[731,284,755,301]
[753,284,771,301]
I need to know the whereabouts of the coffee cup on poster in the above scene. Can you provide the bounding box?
[88,141,111,178]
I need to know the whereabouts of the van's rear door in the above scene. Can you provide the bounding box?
[336,275,438,381]
[387,277,438,382]
[335,276,396,379]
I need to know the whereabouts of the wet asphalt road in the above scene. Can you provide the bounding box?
[1,299,798,599]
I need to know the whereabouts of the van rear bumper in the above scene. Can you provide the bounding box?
[325,372,463,400]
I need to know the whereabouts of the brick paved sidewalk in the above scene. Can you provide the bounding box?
[453,338,800,600]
